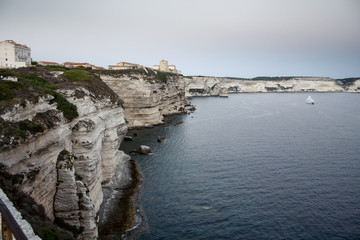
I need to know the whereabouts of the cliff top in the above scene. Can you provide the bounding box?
[0,66,123,151]
[0,66,122,114]
[187,75,360,83]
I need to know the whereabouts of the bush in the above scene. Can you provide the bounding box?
[41,228,60,240]
[51,92,78,121]
[22,74,51,91]
[0,81,24,101]
[19,74,79,121]
[157,71,168,83]
[19,120,45,134]
[0,69,20,77]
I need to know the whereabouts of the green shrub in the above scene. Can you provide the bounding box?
[41,228,60,240]
[51,92,78,121]
[157,71,168,83]
[20,74,79,121]
[18,129,26,139]
[21,74,52,91]
[63,69,92,82]
[0,69,20,77]
[0,81,23,101]
[19,120,45,134]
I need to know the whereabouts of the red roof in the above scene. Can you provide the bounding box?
[63,62,90,66]
[39,61,59,65]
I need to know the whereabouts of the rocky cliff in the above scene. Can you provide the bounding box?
[184,76,360,97]
[0,67,131,239]
[99,69,188,128]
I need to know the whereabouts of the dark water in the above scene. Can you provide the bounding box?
[121,93,360,240]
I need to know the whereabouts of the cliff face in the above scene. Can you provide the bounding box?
[0,67,130,239]
[184,76,360,97]
[100,69,188,128]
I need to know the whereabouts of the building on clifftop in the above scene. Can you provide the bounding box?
[153,60,181,74]
[0,40,31,69]
[38,61,60,66]
[62,62,105,70]
[108,61,142,70]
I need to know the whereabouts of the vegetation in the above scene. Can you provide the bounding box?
[63,69,93,82]
[0,69,19,77]
[50,92,78,120]
[44,65,68,71]
[41,228,60,240]
[18,74,79,121]
[0,70,78,121]
[157,71,168,83]
[0,81,24,101]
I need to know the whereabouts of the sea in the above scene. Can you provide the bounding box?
[120,93,360,240]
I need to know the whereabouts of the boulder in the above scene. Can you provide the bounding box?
[134,145,152,154]
[124,136,133,141]
[174,121,183,126]
[157,136,165,142]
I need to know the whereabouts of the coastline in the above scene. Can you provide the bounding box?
[98,159,142,240]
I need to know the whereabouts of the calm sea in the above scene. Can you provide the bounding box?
[121,93,360,240]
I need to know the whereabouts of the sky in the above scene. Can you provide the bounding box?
[1,0,359,78]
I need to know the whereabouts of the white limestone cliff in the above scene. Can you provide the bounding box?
[0,87,129,240]
[184,76,360,97]
[100,70,187,128]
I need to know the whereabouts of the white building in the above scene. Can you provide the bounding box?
[0,40,31,69]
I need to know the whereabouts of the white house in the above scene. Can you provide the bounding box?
[0,40,31,69]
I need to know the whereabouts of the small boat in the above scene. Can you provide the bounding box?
[306,96,315,105]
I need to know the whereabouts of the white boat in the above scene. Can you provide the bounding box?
[306,96,315,104]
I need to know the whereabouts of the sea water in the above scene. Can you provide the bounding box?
[121,93,360,240]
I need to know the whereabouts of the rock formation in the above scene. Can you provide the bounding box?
[100,69,188,128]
[0,67,130,239]
[184,76,360,97]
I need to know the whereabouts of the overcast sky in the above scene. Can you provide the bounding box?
[1,0,359,78]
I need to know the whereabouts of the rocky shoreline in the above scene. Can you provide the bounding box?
[98,158,142,239]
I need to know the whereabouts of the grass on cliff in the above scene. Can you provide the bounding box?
[20,74,79,121]
[63,69,92,82]
[0,70,78,121]
[0,81,24,101]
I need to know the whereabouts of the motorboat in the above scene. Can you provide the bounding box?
[306,96,315,104]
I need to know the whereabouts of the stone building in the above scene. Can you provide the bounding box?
[159,60,169,72]
[0,40,31,68]
[153,60,181,74]
[108,62,142,70]
[62,62,105,70]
